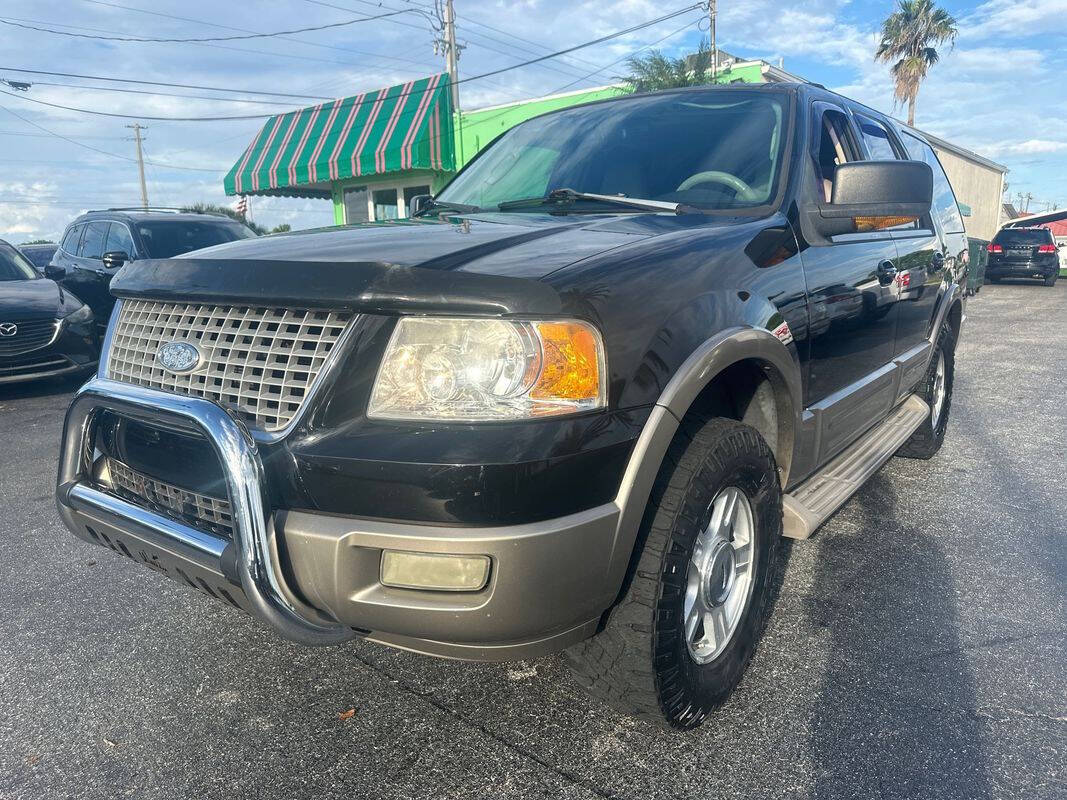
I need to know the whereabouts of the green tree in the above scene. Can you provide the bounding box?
[618,38,713,93]
[180,202,266,235]
[876,0,957,126]
[269,223,291,234]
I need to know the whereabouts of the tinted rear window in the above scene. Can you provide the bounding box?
[137,220,256,258]
[20,246,57,269]
[993,229,1054,246]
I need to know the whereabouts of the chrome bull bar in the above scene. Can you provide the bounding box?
[55,377,357,646]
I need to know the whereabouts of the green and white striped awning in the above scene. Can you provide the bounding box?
[224,74,454,198]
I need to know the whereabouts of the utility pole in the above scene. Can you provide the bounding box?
[1023,192,1033,213]
[708,0,718,82]
[126,123,149,209]
[443,0,460,111]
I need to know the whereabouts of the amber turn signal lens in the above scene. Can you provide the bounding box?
[853,215,918,232]
[531,321,604,402]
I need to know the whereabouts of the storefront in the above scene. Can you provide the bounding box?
[223,74,621,224]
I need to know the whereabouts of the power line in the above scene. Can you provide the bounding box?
[0,102,227,171]
[0,67,334,101]
[10,80,304,107]
[0,88,279,121]
[0,9,415,43]
[78,2,445,70]
[1,5,704,123]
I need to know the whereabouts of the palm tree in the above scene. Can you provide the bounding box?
[619,39,714,93]
[876,0,957,126]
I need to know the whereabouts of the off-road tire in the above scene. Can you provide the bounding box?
[564,417,783,730]
[1044,273,1057,287]
[897,323,955,460]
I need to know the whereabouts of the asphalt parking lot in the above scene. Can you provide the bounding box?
[1,281,1064,800]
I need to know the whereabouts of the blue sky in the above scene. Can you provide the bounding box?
[1,0,1064,243]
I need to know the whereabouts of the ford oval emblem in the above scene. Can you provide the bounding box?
[156,341,202,374]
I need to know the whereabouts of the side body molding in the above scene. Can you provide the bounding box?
[604,326,803,604]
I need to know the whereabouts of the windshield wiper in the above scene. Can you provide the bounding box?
[413,198,480,217]
[497,188,696,215]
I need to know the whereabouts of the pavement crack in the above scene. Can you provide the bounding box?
[348,650,622,800]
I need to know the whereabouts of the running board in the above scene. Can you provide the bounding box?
[782,394,930,540]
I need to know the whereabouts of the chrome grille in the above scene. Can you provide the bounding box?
[104,458,234,539]
[106,300,353,432]
[0,318,58,357]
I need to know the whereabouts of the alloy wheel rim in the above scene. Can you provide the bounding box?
[930,350,947,430]
[683,486,756,664]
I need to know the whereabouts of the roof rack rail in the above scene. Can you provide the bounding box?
[88,207,232,218]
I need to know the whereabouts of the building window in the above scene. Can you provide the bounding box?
[373,188,399,220]
[344,186,370,224]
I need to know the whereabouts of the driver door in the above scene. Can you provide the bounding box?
[799,102,901,461]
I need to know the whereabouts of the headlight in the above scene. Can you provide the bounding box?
[62,304,93,324]
[368,317,607,422]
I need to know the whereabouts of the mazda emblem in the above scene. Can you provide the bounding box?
[156,341,202,374]
[0,322,17,337]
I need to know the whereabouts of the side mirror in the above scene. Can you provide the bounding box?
[812,160,933,237]
[44,264,66,280]
[408,194,431,217]
[102,251,129,269]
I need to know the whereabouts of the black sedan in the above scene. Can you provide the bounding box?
[0,239,98,385]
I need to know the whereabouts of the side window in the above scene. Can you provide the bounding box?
[814,107,862,202]
[105,223,135,258]
[79,221,110,260]
[856,115,901,160]
[902,132,965,234]
[60,224,82,254]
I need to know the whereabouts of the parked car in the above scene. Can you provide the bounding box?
[46,208,257,337]
[18,243,58,272]
[54,84,966,729]
[0,239,96,384]
[986,227,1060,286]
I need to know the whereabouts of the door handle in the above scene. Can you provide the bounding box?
[876,260,897,285]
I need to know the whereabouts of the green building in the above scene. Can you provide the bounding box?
[223,55,792,224]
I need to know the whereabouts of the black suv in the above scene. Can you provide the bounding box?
[55,84,967,729]
[986,226,1060,286]
[46,209,257,336]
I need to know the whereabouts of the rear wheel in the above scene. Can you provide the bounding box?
[988,276,1001,284]
[1044,273,1057,287]
[565,417,783,729]
[897,323,954,460]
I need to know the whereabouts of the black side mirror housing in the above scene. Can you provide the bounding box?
[102,251,129,269]
[408,194,432,217]
[44,264,66,280]
[812,160,933,238]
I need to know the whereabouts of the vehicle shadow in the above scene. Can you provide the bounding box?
[0,372,87,403]
[806,473,992,799]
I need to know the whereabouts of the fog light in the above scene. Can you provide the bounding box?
[380,551,491,592]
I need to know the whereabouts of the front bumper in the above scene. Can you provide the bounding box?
[56,377,624,660]
[0,318,98,384]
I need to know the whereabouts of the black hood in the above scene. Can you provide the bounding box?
[0,278,74,319]
[183,214,653,280]
[111,213,703,316]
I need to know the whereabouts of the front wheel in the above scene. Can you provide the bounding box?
[565,417,783,729]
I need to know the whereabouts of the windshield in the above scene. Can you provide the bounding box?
[438,90,788,212]
[993,229,1053,246]
[137,219,257,258]
[0,242,40,281]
